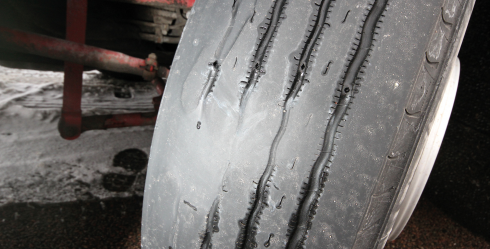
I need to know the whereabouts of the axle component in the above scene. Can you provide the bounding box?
[81,112,158,131]
[0,23,169,139]
[107,0,195,8]
[0,26,170,81]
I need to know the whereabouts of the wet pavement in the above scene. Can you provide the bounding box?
[1,0,490,248]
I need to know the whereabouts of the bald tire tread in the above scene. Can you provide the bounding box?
[142,0,473,248]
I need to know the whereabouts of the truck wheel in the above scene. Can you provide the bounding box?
[142,0,474,248]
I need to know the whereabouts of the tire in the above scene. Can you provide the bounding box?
[142,0,474,248]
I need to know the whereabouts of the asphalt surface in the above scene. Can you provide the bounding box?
[1,0,490,248]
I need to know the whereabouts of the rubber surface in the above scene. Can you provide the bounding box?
[388,58,459,241]
[142,0,473,248]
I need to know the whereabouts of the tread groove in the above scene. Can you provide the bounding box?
[200,197,220,249]
[285,0,389,248]
[235,0,335,248]
[238,0,289,124]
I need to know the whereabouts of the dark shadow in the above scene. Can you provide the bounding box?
[423,0,490,242]
[0,197,142,248]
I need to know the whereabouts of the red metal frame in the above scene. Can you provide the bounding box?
[81,113,158,131]
[109,0,195,8]
[59,0,88,140]
[0,27,169,80]
[0,0,176,139]
[0,25,169,138]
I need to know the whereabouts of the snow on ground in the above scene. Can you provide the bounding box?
[0,66,159,205]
